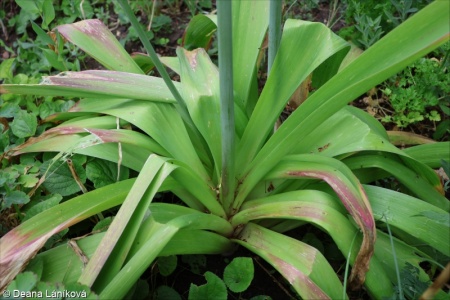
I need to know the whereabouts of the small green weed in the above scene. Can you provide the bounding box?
[380,55,450,129]
[339,0,432,49]
[150,255,270,300]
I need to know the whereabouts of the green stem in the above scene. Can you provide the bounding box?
[217,0,235,216]
[268,0,282,74]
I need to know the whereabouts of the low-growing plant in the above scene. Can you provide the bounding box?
[154,255,261,299]
[0,1,449,300]
[339,0,432,49]
[380,55,450,128]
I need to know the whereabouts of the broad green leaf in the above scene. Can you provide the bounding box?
[263,154,375,289]
[178,48,222,176]
[39,155,86,196]
[79,155,174,288]
[23,194,62,222]
[0,102,20,118]
[41,0,55,28]
[188,272,227,300]
[12,272,38,292]
[41,48,66,71]
[373,230,435,290]
[157,256,177,277]
[183,14,217,50]
[0,179,135,290]
[235,223,344,300]
[232,0,269,113]
[365,185,449,256]
[69,98,211,181]
[131,52,155,74]
[56,19,143,74]
[1,71,177,103]
[15,0,40,14]
[154,285,181,300]
[3,190,30,208]
[99,220,180,299]
[159,229,234,257]
[31,21,53,45]
[0,58,15,80]
[22,229,232,285]
[223,257,254,293]
[387,131,435,146]
[236,19,349,171]
[403,142,450,168]
[240,1,449,204]
[344,153,449,211]
[86,159,129,188]
[10,110,37,138]
[231,192,392,298]
[148,203,232,235]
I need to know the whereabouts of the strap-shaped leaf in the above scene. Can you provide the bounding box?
[234,222,345,299]
[239,1,449,204]
[79,155,175,288]
[178,48,222,176]
[69,98,212,182]
[0,179,135,291]
[264,154,376,289]
[231,191,393,297]
[344,153,449,211]
[56,19,143,74]
[182,14,217,50]
[403,142,450,168]
[0,70,176,103]
[232,0,269,113]
[236,19,349,171]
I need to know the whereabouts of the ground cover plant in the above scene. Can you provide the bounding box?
[0,0,449,299]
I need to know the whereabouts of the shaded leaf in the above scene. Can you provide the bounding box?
[223,257,254,293]
[3,190,30,208]
[188,272,227,300]
[86,159,129,188]
[157,256,178,277]
[154,285,181,300]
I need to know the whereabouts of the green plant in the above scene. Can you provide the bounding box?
[380,56,450,128]
[339,0,432,49]
[154,255,259,299]
[0,1,449,300]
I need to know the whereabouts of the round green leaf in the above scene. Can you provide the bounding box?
[10,110,37,138]
[154,285,181,300]
[223,257,254,293]
[157,256,178,277]
[188,272,227,300]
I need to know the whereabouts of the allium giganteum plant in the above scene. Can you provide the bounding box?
[1,1,449,299]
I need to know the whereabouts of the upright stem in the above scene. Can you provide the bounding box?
[268,0,282,74]
[217,0,235,216]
